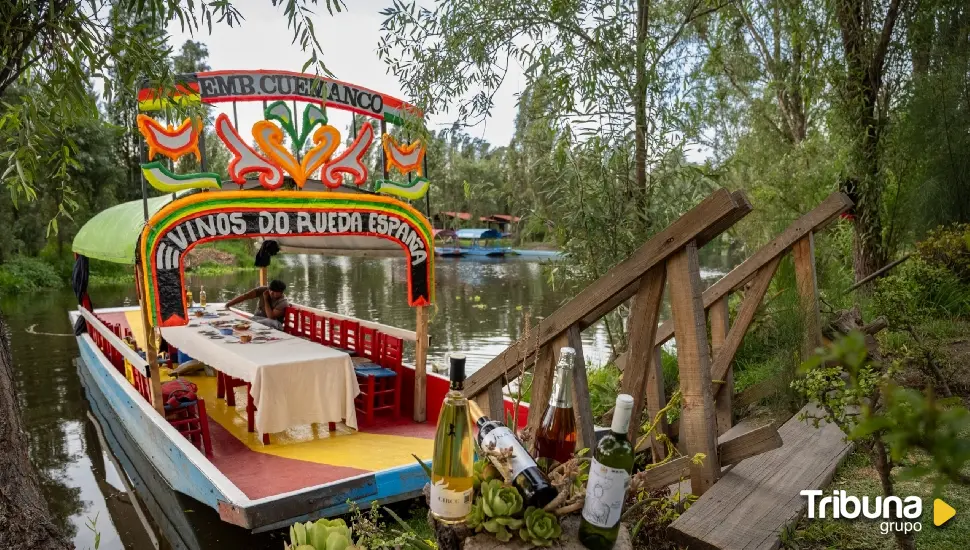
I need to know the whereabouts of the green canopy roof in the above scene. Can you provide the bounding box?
[73,194,181,264]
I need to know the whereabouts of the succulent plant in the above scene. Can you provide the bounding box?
[477,479,525,542]
[285,518,356,550]
[465,498,487,531]
[518,506,562,547]
[481,479,523,518]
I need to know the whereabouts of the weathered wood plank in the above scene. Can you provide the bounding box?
[414,305,429,422]
[474,379,506,421]
[667,241,720,495]
[578,191,753,329]
[670,403,854,550]
[566,325,596,451]
[792,232,822,359]
[631,423,783,492]
[654,192,853,347]
[620,267,667,446]
[710,257,781,399]
[644,346,668,461]
[464,188,747,398]
[709,297,732,436]
[526,333,570,432]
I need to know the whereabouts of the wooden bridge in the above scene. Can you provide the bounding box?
[462,188,855,549]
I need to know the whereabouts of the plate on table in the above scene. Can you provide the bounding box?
[207,335,225,340]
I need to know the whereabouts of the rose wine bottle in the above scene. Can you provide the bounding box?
[467,400,558,509]
[534,346,578,471]
[579,394,635,550]
[430,354,476,524]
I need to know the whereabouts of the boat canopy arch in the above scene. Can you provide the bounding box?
[137,191,434,326]
[456,228,502,240]
[433,229,457,240]
[72,193,190,264]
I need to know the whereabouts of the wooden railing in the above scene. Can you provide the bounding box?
[79,307,157,408]
[462,188,853,496]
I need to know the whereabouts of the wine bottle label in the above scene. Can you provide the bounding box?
[480,426,532,479]
[581,458,630,528]
[430,480,473,518]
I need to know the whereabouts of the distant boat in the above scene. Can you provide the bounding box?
[456,228,508,256]
[434,229,464,257]
[511,249,563,259]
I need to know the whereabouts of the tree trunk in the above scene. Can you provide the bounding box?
[872,439,916,550]
[0,310,71,549]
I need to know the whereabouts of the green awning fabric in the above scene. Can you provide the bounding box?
[72,195,179,264]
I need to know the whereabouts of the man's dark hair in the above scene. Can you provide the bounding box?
[269,280,286,292]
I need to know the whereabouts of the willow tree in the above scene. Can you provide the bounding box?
[378,0,729,237]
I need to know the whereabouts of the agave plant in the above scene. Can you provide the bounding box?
[518,506,562,547]
[478,479,524,542]
[284,518,358,550]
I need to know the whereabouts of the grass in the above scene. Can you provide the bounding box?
[783,450,970,550]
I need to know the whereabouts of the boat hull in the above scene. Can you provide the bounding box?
[463,248,506,257]
[72,316,429,532]
[434,246,464,257]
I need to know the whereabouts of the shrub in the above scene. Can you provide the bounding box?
[916,223,970,283]
[0,256,63,293]
[872,258,970,324]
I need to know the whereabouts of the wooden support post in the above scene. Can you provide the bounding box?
[709,297,732,436]
[414,305,429,422]
[566,324,596,451]
[619,267,667,452]
[710,257,781,398]
[259,266,267,286]
[645,346,668,461]
[667,242,719,495]
[792,232,821,358]
[526,333,569,432]
[135,262,164,415]
[474,379,506,421]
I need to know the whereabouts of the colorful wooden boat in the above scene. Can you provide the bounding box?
[68,68,529,534]
[456,228,509,256]
[433,228,464,257]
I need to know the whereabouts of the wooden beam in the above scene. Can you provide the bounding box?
[413,305,429,422]
[473,379,505,421]
[644,347,668,461]
[578,191,753,329]
[526,333,570,432]
[566,325,596,451]
[259,266,267,286]
[463,188,748,398]
[653,192,853,347]
[710,257,781,399]
[620,267,667,449]
[667,241,720,495]
[792,233,821,358]
[709,297,732,436]
[630,424,783,492]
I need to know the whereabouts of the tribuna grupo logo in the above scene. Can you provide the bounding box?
[801,490,923,535]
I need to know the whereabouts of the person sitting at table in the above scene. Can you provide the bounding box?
[224,279,290,330]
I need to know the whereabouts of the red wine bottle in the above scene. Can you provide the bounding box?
[468,400,558,509]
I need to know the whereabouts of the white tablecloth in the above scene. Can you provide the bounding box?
[160,309,359,433]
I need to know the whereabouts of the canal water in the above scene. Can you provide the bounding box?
[1,254,726,549]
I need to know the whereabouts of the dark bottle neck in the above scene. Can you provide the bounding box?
[450,380,464,392]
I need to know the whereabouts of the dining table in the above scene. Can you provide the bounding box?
[159,304,360,434]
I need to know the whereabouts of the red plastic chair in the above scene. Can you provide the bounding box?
[321,317,334,345]
[359,327,379,361]
[311,315,327,343]
[342,320,360,354]
[299,310,314,339]
[165,399,213,456]
[283,307,298,334]
[382,335,404,374]
[331,319,345,348]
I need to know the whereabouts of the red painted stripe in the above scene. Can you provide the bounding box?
[205,419,371,500]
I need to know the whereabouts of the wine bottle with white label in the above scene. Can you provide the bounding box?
[578,394,635,550]
[430,354,476,524]
[468,400,558,509]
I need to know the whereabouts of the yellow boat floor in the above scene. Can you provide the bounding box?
[106,309,435,500]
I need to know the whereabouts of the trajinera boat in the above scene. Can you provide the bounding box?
[68,68,527,534]
[433,228,463,257]
[455,228,509,256]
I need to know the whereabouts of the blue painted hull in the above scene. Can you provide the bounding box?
[72,314,430,532]
[463,247,507,257]
[435,246,464,257]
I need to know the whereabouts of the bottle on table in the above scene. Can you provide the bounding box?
[534,346,578,472]
[467,400,558,509]
[199,286,207,307]
[186,287,193,307]
[430,353,476,524]
[579,394,635,550]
